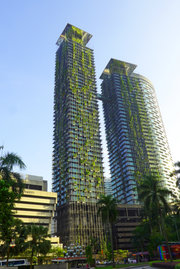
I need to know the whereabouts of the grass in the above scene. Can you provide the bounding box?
[96,260,180,268]
[96,262,149,269]
[97,263,149,268]
[115,262,149,268]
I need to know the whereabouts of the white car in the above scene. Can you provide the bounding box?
[128,258,137,263]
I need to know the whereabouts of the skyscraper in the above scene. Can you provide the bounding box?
[104,178,113,196]
[100,59,178,204]
[52,24,104,245]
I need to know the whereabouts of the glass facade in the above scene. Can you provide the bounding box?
[104,178,113,196]
[52,24,104,245]
[100,59,178,204]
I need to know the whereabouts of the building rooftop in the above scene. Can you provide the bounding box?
[21,174,47,191]
[56,23,92,46]
[24,174,43,181]
[100,58,137,79]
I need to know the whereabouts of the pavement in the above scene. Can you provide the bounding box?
[117,265,157,269]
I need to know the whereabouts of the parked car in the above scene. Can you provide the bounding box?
[128,258,136,264]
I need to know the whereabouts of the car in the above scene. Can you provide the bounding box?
[128,258,136,264]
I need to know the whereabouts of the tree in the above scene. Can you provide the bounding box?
[97,194,117,265]
[147,230,164,258]
[171,197,180,215]
[170,161,180,188]
[137,174,173,261]
[132,220,150,253]
[0,219,28,260]
[27,225,51,269]
[11,220,29,257]
[85,245,93,266]
[174,162,180,188]
[170,161,180,216]
[164,214,180,242]
[89,236,100,254]
[0,148,26,265]
[114,249,129,264]
[0,148,26,209]
[50,246,64,258]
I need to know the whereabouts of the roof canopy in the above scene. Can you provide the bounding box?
[56,23,92,46]
[100,58,137,79]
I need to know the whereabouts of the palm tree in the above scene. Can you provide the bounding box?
[174,162,180,188]
[171,196,180,215]
[27,225,51,269]
[97,194,117,265]
[170,161,180,188]
[137,174,173,261]
[0,148,26,199]
[0,147,26,265]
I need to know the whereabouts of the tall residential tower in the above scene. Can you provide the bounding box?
[100,59,178,204]
[52,24,104,245]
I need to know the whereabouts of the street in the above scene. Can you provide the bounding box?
[119,265,157,269]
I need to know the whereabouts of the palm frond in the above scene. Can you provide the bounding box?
[1,153,26,170]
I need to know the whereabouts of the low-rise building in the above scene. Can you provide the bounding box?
[13,174,57,235]
[113,204,142,251]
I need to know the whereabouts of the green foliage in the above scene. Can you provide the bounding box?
[147,230,163,257]
[98,240,112,262]
[96,265,113,269]
[64,25,84,45]
[50,246,65,258]
[114,249,129,263]
[170,162,180,217]
[137,174,172,220]
[27,225,51,269]
[137,173,173,261]
[0,149,26,213]
[0,219,28,259]
[10,220,29,256]
[132,218,165,256]
[119,76,153,183]
[132,220,150,252]
[97,195,117,224]
[0,148,26,263]
[85,245,93,266]
[175,264,180,269]
[160,214,180,243]
[105,242,112,261]
[97,195,117,265]
[89,237,100,254]
[132,211,180,257]
[172,198,180,215]
[54,30,104,208]
[173,161,180,188]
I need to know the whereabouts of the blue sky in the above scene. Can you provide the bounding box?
[1,0,180,190]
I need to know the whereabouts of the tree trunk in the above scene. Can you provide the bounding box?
[141,244,144,261]
[109,223,115,267]
[160,213,173,262]
[173,217,180,241]
[30,249,34,269]
[6,245,10,267]
[106,211,115,266]
[158,216,163,236]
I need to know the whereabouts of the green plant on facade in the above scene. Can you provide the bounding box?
[100,59,168,204]
[60,30,104,203]
[118,74,161,194]
[53,25,104,244]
